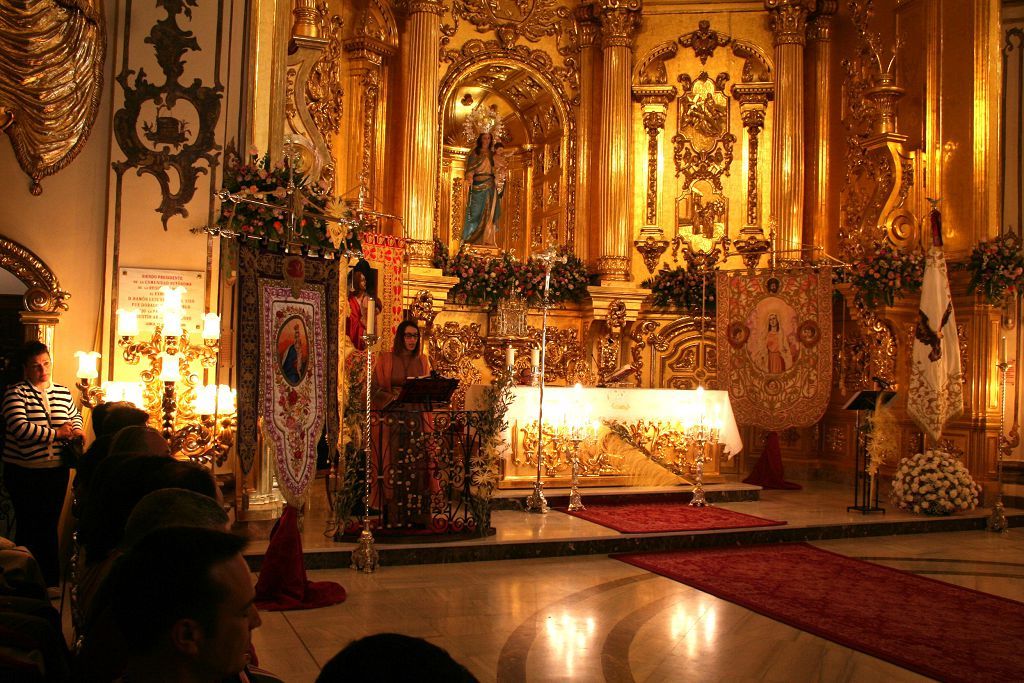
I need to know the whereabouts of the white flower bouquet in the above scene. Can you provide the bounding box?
[890,450,980,515]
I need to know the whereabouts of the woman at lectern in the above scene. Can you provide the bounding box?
[372,320,431,410]
[371,320,437,528]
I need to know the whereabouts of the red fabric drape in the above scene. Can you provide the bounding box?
[742,431,802,490]
[254,505,347,611]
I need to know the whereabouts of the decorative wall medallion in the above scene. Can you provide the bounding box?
[0,0,105,194]
[680,19,731,64]
[672,72,735,192]
[450,0,569,47]
[112,0,223,228]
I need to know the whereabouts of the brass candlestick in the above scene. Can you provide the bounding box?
[567,433,586,512]
[526,248,563,514]
[351,331,380,571]
[687,422,716,508]
[987,358,1014,533]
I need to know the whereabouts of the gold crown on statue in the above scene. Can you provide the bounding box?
[463,104,506,144]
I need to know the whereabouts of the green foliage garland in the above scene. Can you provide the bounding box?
[641,265,717,316]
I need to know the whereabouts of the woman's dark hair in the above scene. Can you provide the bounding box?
[392,319,421,357]
[20,340,49,366]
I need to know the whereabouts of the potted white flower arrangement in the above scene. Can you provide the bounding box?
[890,450,980,515]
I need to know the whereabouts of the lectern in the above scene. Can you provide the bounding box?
[843,389,896,514]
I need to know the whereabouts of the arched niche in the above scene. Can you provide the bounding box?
[438,43,577,259]
[0,234,70,353]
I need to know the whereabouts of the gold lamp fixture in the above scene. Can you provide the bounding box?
[75,286,236,467]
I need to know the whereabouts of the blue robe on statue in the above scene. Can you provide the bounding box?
[461,150,502,245]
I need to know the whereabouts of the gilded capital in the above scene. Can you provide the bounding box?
[807,0,837,42]
[575,5,600,49]
[405,0,445,16]
[642,110,666,134]
[764,0,815,47]
[599,7,641,50]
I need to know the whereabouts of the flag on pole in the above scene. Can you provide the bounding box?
[907,204,964,443]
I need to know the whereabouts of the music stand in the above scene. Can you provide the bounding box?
[843,389,896,514]
[391,375,459,412]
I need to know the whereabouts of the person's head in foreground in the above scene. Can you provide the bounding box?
[110,526,260,681]
[316,632,478,683]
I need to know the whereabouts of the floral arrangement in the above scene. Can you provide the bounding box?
[434,241,589,309]
[466,369,516,533]
[890,450,980,516]
[849,243,924,309]
[328,350,369,534]
[642,265,717,316]
[967,232,1024,306]
[217,149,332,247]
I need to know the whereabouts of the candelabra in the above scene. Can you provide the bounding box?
[566,429,587,512]
[351,330,380,572]
[75,287,236,467]
[525,246,566,514]
[987,355,1016,532]
[686,420,716,508]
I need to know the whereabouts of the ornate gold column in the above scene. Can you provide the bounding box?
[575,7,600,267]
[631,86,675,274]
[804,1,836,256]
[596,1,641,282]
[765,0,814,258]
[400,0,444,267]
[731,83,773,268]
[342,37,395,204]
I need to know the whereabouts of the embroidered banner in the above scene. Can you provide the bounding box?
[716,269,833,430]
[342,232,407,353]
[259,281,326,499]
[907,217,963,442]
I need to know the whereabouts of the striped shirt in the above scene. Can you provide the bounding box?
[2,381,82,468]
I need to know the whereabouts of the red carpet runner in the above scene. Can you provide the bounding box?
[561,502,785,533]
[615,543,1024,682]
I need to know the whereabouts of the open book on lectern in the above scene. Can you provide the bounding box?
[842,390,897,412]
[392,373,458,409]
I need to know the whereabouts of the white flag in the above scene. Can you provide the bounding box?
[907,210,964,442]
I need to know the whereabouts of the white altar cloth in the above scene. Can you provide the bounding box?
[468,385,743,456]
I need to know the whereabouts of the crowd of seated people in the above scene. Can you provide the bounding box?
[0,341,477,681]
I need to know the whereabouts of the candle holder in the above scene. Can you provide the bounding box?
[688,426,712,508]
[987,359,1016,532]
[567,432,586,512]
[351,331,380,572]
[525,248,565,514]
[74,378,105,410]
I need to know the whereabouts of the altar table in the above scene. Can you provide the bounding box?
[468,386,743,489]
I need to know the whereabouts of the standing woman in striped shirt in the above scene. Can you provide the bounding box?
[2,340,83,587]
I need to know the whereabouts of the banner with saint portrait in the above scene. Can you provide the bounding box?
[259,281,325,499]
[715,269,833,430]
[236,248,340,480]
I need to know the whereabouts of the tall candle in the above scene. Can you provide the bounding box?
[116,309,139,337]
[159,353,179,383]
[366,299,376,336]
[1000,336,1007,364]
[530,348,540,370]
[505,345,516,369]
[74,351,100,380]
[202,313,221,341]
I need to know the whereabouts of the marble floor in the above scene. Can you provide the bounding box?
[248,483,1024,682]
